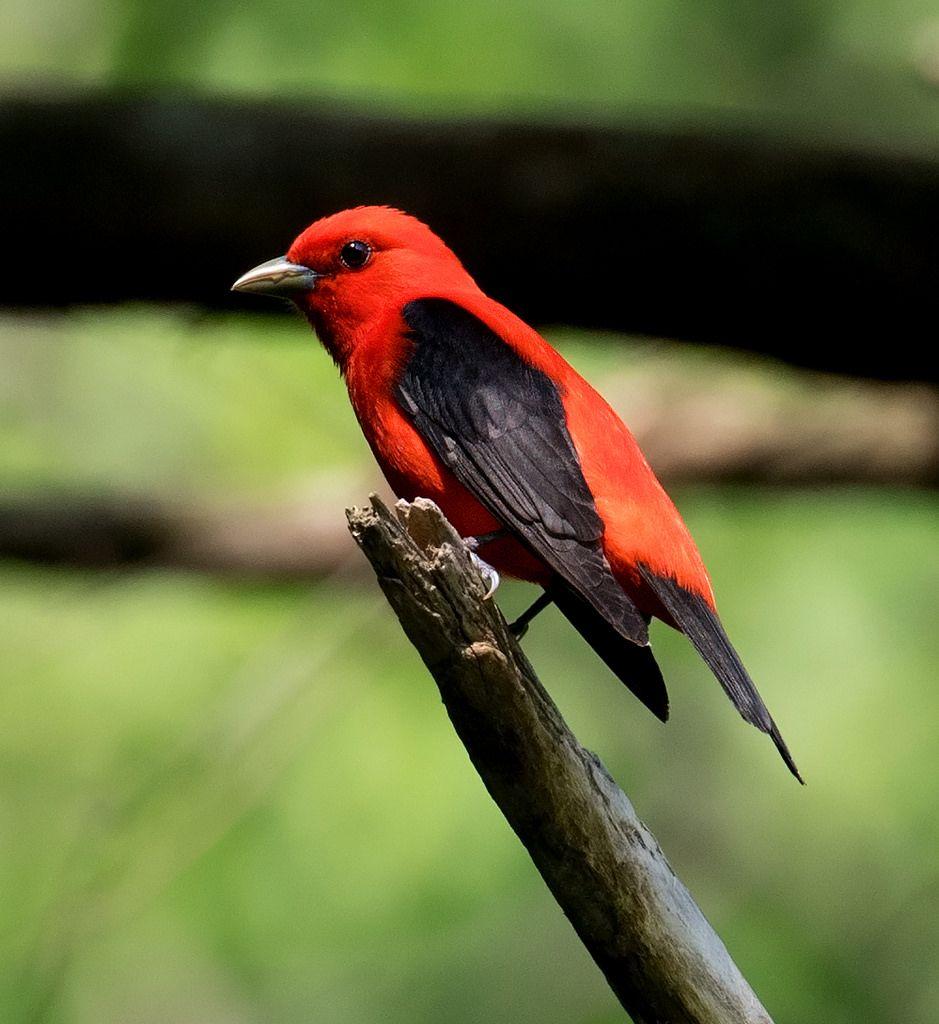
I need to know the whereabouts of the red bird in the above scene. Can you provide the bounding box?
[233,206,801,781]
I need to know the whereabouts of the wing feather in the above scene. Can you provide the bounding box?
[398,298,647,646]
[638,565,803,782]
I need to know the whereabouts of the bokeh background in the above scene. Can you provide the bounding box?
[3,3,939,1023]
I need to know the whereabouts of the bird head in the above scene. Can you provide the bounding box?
[232,206,473,364]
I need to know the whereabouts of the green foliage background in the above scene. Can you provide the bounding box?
[3,3,939,1022]
[8,0,939,139]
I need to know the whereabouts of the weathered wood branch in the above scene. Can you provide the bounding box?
[346,494,773,1024]
[3,92,939,380]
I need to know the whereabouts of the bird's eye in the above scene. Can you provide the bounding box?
[339,240,372,270]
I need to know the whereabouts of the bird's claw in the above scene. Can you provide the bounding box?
[470,551,500,599]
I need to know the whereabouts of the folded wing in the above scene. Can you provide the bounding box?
[397,297,649,648]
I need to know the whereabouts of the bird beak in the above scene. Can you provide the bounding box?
[231,256,319,297]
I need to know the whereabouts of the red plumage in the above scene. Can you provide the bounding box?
[288,207,710,620]
[234,205,801,780]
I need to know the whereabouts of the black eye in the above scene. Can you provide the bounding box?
[339,240,372,269]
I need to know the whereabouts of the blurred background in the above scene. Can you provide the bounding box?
[2,2,939,1022]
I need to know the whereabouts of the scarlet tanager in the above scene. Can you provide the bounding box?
[233,206,801,781]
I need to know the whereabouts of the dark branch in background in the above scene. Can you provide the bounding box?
[3,91,938,381]
[602,366,939,486]
[2,373,935,576]
[346,495,774,1024]
[0,494,357,579]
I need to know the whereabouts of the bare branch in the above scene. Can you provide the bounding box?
[0,493,358,579]
[346,494,774,1024]
[4,93,939,381]
[607,368,939,486]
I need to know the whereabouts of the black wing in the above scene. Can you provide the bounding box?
[548,583,669,720]
[639,565,803,782]
[398,298,648,647]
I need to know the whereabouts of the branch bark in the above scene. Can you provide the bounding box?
[346,494,773,1024]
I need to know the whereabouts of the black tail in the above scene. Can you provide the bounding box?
[549,581,670,723]
[638,566,803,783]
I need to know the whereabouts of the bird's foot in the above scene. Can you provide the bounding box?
[508,617,529,639]
[508,590,554,638]
[469,551,500,600]
[463,530,505,552]
[462,532,505,600]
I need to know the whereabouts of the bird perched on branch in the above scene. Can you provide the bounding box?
[233,206,801,781]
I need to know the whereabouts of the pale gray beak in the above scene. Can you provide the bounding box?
[231,256,319,296]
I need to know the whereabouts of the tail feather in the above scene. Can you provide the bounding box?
[549,581,670,722]
[638,566,803,783]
